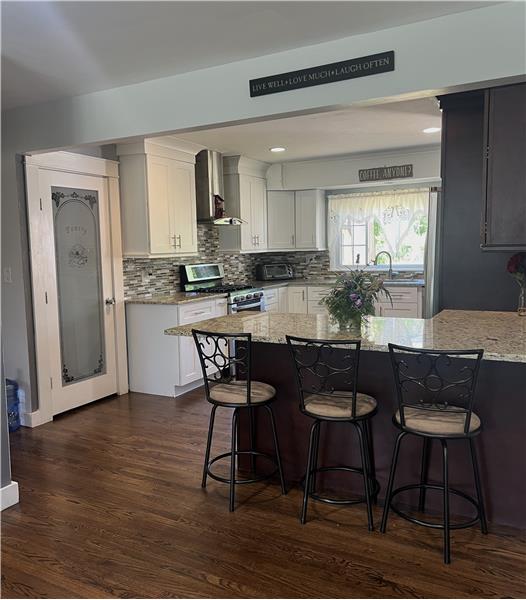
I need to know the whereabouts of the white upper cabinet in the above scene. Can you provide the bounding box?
[267,191,295,249]
[267,189,327,251]
[295,190,326,250]
[219,155,269,253]
[117,140,198,257]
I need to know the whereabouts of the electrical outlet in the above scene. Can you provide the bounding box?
[141,268,149,284]
[3,267,12,283]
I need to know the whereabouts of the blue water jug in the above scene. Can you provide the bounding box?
[5,378,20,432]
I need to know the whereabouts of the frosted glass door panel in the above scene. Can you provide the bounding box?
[52,187,105,385]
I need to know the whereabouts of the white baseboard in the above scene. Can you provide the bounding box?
[174,380,204,397]
[20,409,52,428]
[1,481,19,510]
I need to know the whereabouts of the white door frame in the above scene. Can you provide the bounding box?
[24,151,128,426]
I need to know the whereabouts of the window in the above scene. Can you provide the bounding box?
[328,188,430,270]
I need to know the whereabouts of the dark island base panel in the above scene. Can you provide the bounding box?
[238,343,526,530]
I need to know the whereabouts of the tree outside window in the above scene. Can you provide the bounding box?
[328,188,430,270]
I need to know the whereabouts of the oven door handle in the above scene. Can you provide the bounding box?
[231,301,262,311]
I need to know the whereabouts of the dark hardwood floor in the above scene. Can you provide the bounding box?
[2,390,525,598]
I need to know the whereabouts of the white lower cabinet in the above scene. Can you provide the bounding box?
[375,285,423,318]
[126,297,227,397]
[265,283,423,318]
[287,286,308,313]
[307,286,330,316]
[263,288,280,312]
[261,285,291,312]
[278,287,288,312]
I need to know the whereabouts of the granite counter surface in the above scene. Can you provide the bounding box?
[126,292,228,305]
[165,309,526,363]
[256,279,425,288]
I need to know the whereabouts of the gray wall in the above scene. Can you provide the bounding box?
[439,92,518,311]
[1,152,37,414]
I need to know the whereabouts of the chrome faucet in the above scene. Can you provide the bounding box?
[373,251,393,279]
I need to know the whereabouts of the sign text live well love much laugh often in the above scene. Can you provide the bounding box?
[249,51,395,97]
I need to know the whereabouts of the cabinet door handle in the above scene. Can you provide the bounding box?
[177,235,182,248]
[302,290,305,301]
[252,235,256,246]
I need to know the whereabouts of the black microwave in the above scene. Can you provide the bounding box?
[256,263,294,281]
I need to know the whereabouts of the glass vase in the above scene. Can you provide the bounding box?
[519,284,526,317]
[335,314,362,335]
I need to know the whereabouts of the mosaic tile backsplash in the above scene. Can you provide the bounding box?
[123,224,332,298]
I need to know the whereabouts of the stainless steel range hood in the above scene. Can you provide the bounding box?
[195,149,243,225]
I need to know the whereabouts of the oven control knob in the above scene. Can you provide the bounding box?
[233,296,240,302]
[256,292,263,298]
[246,293,253,299]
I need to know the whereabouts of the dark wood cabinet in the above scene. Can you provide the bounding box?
[481,83,526,250]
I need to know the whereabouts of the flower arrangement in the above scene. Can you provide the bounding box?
[507,252,526,316]
[320,270,391,331]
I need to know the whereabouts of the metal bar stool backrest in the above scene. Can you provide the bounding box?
[286,335,361,417]
[388,343,484,435]
[192,329,252,404]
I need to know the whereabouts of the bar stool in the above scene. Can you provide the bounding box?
[286,336,379,530]
[380,343,488,564]
[192,329,286,512]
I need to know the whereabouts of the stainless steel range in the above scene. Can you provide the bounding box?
[180,263,265,313]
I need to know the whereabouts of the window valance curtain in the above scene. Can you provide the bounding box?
[327,187,430,269]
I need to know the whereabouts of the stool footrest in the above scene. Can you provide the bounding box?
[301,465,380,506]
[389,483,482,530]
[207,450,278,485]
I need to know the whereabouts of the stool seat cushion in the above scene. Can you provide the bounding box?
[209,380,276,405]
[304,391,377,419]
[395,404,481,435]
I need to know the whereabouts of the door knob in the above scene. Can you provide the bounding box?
[105,298,116,305]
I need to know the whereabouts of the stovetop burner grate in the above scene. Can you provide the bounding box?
[198,284,253,293]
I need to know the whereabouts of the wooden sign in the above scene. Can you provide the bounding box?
[249,51,394,97]
[358,164,413,182]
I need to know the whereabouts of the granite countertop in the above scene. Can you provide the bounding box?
[165,309,526,363]
[126,292,228,305]
[256,278,425,288]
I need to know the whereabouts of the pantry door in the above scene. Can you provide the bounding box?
[26,154,127,419]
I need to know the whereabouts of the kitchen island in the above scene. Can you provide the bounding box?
[166,310,526,529]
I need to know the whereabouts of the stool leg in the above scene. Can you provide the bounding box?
[363,419,377,503]
[441,439,451,564]
[265,405,287,495]
[380,431,406,533]
[248,406,256,474]
[229,408,239,512]
[356,421,374,531]
[469,438,488,534]
[311,420,321,494]
[202,405,218,488]
[301,420,319,524]
[418,437,431,512]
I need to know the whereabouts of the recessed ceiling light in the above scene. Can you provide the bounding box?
[423,127,441,134]
[270,147,286,153]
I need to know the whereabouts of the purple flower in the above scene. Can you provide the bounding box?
[354,298,363,308]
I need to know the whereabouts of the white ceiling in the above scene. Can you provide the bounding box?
[2,1,497,110]
[168,97,442,162]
